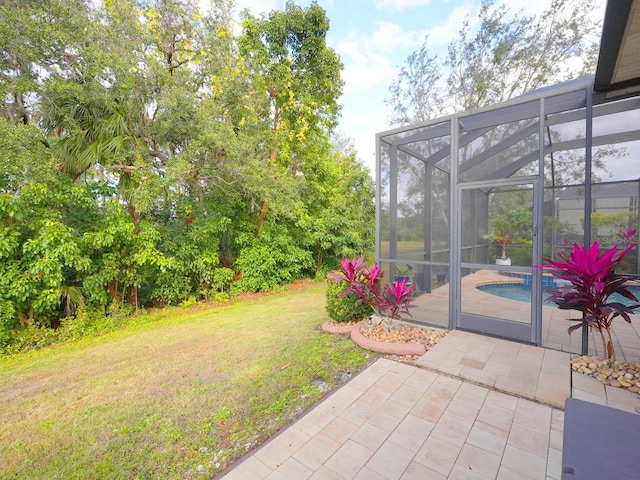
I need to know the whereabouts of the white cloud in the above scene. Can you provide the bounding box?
[374,0,431,11]
[232,0,278,15]
[370,21,427,51]
[340,101,391,172]
[342,54,399,92]
[334,23,416,94]
[423,3,476,47]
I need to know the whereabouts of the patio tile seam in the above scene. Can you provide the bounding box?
[413,362,567,411]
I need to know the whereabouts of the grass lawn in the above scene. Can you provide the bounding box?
[0,281,379,479]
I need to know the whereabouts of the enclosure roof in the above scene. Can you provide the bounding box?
[594,0,640,100]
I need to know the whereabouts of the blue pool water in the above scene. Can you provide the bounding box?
[477,283,640,309]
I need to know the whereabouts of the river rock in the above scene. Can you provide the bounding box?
[571,354,640,393]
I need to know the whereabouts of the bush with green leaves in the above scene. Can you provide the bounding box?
[325,279,373,323]
[0,298,17,350]
[232,228,313,294]
[151,268,192,306]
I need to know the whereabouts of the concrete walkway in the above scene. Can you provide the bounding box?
[218,331,640,480]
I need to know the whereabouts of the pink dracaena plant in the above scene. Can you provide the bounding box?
[383,277,415,319]
[329,256,387,311]
[619,227,638,246]
[330,257,414,319]
[538,235,639,360]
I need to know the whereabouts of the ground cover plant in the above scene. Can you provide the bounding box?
[0,281,377,479]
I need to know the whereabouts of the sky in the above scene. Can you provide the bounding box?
[226,0,607,174]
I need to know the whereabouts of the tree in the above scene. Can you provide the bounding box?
[37,0,244,310]
[238,1,344,236]
[387,0,602,124]
[0,0,91,125]
[295,137,375,274]
[0,120,90,326]
[0,0,375,336]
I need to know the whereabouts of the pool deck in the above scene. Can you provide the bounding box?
[411,269,640,362]
[217,330,640,480]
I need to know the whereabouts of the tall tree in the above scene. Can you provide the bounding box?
[295,137,375,274]
[238,1,344,236]
[0,0,376,330]
[387,0,601,124]
[0,119,91,325]
[0,0,90,125]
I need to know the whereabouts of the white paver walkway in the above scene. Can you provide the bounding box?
[217,330,640,480]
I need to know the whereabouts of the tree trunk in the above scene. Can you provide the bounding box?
[255,200,269,238]
[604,326,616,361]
[596,327,611,360]
[126,285,139,314]
[316,247,324,277]
[108,282,120,304]
[255,96,279,238]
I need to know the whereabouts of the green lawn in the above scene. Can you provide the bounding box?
[0,281,378,479]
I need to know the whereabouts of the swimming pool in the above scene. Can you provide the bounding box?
[477,282,640,309]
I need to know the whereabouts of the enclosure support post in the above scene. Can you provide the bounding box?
[449,118,459,331]
[389,145,398,278]
[582,85,594,355]
[375,135,381,264]
[637,180,640,275]
[424,163,433,293]
[532,98,546,346]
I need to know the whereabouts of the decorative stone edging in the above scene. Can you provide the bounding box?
[350,325,427,356]
[321,321,361,335]
[321,319,433,356]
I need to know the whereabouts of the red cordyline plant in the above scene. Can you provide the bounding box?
[329,256,414,319]
[539,230,639,360]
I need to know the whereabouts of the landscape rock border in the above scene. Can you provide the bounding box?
[321,320,362,335]
[572,355,640,393]
[322,320,443,356]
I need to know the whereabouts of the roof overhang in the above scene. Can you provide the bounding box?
[593,0,640,101]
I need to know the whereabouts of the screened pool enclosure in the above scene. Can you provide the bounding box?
[376,75,640,351]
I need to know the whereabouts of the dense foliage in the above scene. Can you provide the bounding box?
[0,0,374,349]
[325,279,373,323]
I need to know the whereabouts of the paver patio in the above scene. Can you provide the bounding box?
[218,330,640,479]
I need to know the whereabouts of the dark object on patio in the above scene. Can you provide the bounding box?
[562,398,640,479]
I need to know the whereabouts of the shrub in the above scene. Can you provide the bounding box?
[325,280,373,322]
[539,235,639,360]
[329,256,414,319]
[0,298,17,350]
[231,229,313,294]
[151,267,192,306]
